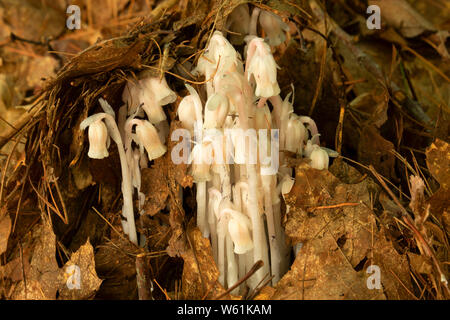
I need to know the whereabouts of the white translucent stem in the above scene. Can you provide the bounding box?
[218,229,226,286]
[263,182,280,284]
[249,7,261,36]
[196,181,209,238]
[103,114,138,245]
[219,165,232,200]
[226,233,238,294]
[246,164,267,286]
[207,188,218,262]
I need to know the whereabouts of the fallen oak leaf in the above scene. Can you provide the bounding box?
[58,239,102,300]
[181,225,229,300]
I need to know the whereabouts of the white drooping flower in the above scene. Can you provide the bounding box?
[196,31,242,77]
[87,118,109,159]
[285,114,308,154]
[141,76,177,123]
[259,10,290,46]
[309,145,329,170]
[123,76,176,124]
[134,120,167,160]
[177,84,203,131]
[228,216,254,254]
[246,37,280,98]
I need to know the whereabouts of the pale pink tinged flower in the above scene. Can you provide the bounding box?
[309,145,329,170]
[134,120,167,160]
[195,31,242,79]
[285,114,307,154]
[190,141,214,182]
[87,119,109,159]
[259,11,290,46]
[246,37,280,98]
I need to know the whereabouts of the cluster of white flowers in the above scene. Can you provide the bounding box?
[81,75,176,245]
[80,4,332,294]
[174,5,331,294]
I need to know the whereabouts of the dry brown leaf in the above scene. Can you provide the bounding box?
[181,226,228,300]
[371,229,415,300]
[280,162,413,299]
[369,0,436,38]
[1,0,65,42]
[273,231,385,300]
[141,158,170,216]
[8,222,102,300]
[284,163,376,268]
[58,240,102,300]
[11,222,59,299]
[358,125,396,179]
[94,237,138,299]
[426,139,450,190]
[0,206,11,255]
[426,139,450,220]
[407,252,433,275]
[348,90,389,127]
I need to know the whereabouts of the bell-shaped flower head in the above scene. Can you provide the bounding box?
[245,37,280,98]
[139,76,177,124]
[196,31,242,77]
[133,119,167,161]
[86,117,109,159]
[218,200,253,254]
[177,84,203,131]
[285,114,308,154]
[309,145,329,170]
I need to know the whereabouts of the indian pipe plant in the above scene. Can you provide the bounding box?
[80,4,335,294]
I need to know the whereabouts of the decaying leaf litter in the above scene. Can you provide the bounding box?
[0,0,449,300]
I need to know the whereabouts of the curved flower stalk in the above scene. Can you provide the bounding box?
[178,84,203,132]
[80,98,138,245]
[217,199,253,293]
